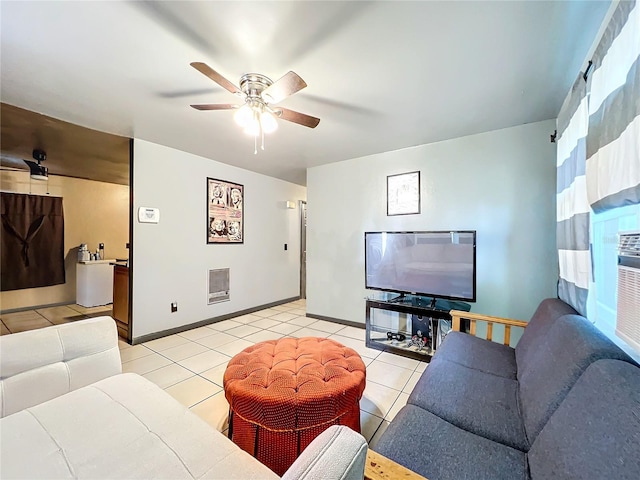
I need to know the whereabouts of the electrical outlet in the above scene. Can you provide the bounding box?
[171,302,178,313]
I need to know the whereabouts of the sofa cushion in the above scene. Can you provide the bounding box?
[514,298,577,371]
[375,404,528,480]
[407,356,527,450]
[434,331,517,379]
[0,373,279,479]
[0,316,121,418]
[528,360,640,479]
[518,314,634,445]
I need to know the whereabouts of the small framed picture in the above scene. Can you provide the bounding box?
[207,177,244,244]
[387,171,420,216]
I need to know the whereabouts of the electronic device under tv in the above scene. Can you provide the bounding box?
[365,230,476,303]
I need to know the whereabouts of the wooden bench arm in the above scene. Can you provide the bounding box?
[450,310,528,345]
[450,310,529,329]
[365,449,428,480]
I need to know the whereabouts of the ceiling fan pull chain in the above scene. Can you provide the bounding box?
[254,108,259,154]
[258,109,264,151]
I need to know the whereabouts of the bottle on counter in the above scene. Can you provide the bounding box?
[99,243,105,261]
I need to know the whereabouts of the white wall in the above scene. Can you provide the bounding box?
[307,120,558,324]
[132,140,305,340]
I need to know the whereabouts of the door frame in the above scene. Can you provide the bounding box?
[299,200,307,299]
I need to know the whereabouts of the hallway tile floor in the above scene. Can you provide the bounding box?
[0,303,112,334]
[1,299,427,449]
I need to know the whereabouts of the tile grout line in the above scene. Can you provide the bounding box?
[1,319,12,334]
[368,417,388,448]
[188,388,227,410]
[133,354,228,390]
[365,377,410,394]
[127,338,234,378]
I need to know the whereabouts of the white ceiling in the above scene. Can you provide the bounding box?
[0,1,610,186]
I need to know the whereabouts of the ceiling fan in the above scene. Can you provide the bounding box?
[189,62,320,153]
[24,149,49,181]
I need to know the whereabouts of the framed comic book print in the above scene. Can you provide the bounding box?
[207,177,244,244]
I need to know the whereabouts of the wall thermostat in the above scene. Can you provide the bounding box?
[138,207,160,224]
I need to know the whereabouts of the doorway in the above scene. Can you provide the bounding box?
[299,200,307,299]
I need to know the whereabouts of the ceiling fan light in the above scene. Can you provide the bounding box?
[260,111,278,134]
[31,172,49,181]
[234,104,252,128]
[244,117,261,136]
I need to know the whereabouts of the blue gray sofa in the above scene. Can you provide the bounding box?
[374,298,640,479]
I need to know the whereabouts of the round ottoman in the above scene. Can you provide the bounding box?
[223,336,366,476]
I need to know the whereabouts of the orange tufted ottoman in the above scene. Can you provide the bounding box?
[223,336,366,476]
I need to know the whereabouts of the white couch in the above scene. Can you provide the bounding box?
[0,316,368,479]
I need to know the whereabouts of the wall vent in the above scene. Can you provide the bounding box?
[208,268,230,304]
[616,232,640,351]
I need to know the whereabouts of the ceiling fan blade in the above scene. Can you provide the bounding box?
[190,104,237,111]
[262,71,307,104]
[275,107,320,128]
[0,152,27,169]
[190,62,242,96]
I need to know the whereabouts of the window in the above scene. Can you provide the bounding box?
[589,204,640,352]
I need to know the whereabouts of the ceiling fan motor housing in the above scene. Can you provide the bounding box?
[239,73,273,100]
[32,149,46,162]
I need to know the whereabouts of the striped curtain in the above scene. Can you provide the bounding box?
[587,0,640,213]
[557,75,590,316]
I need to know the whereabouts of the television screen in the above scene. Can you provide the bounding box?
[365,231,476,301]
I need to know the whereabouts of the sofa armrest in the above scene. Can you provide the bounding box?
[281,425,368,480]
[365,450,428,480]
[0,316,121,417]
[450,310,528,345]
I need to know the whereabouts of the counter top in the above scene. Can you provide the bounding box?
[78,259,116,265]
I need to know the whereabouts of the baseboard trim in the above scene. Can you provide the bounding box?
[131,296,301,345]
[1,301,75,315]
[306,312,365,329]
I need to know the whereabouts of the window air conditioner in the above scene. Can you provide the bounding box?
[616,231,640,351]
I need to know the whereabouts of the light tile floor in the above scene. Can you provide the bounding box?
[1,299,427,448]
[0,304,113,334]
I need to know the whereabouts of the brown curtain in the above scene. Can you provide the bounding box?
[1,193,65,291]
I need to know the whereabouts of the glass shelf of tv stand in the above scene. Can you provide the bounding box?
[365,292,470,361]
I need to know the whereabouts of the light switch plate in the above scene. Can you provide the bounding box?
[138,207,160,223]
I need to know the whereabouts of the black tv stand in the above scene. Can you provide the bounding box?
[386,294,455,311]
[365,294,471,361]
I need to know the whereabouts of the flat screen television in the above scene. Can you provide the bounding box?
[365,231,476,302]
